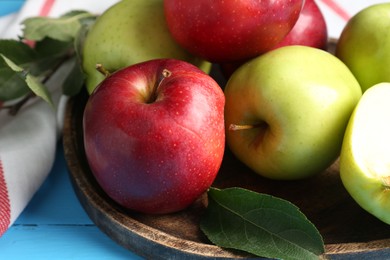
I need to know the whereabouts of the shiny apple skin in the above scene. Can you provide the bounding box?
[272,0,328,50]
[335,3,390,93]
[220,0,328,80]
[83,59,225,214]
[164,0,304,63]
[224,46,362,180]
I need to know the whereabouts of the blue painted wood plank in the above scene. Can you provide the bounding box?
[0,225,143,259]
[0,1,26,16]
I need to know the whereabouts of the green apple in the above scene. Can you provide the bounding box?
[335,3,390,93]
[224,46,362,180]
[82,0,211,94]
[339,82,390,224]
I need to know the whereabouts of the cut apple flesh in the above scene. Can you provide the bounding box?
[352,83,390,186]
[340,82,390,224]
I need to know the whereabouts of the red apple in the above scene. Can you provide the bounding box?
[164,0,304,63]
[271,0,328,50]
[220,0,328,80]
[83,59,225,214]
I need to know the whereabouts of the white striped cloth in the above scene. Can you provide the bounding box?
[0,0,119,237]
[0,0,388,237]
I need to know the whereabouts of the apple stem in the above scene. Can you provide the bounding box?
[96,63,111,77]
[229,122,269,131]
[147,69,172,104]
[229,124,256,131]
[382,176,390,188]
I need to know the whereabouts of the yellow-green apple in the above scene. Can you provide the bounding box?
[224,46,362,180]
[271,0,328,50]
[336,3,390,92]
[163,0,304,63]
[83,59,225,214]
[82,0,211,94]
[339,82,390,224]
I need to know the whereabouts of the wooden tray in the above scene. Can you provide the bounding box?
[63,64,390,259]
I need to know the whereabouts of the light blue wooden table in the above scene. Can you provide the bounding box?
[0,1,25,16]
[0,3,142,259]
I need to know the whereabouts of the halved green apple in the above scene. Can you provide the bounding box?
[340,82,390,224]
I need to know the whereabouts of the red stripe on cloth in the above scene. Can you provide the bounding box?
[39,0,55,16]
[0,159,11,236]
[0,0,56,238]
[319,0,351,21]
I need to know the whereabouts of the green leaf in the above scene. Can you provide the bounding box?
[0,54,53,107]
[25,74,54,108]
[0,56,30,101]
[0,41,34,100]
[201,187,325,260]
[62,56,85,96]
[61,22,90,96]
[22,10,95,42]
[0,39,72,77]
[0,39,37,66]
[32,37,73,76]
[0,39,74,103]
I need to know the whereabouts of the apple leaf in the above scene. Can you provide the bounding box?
[0,39,72,103]
[62,56,85,96]
[0,54,53,107]
[61,22,91,96]
[0,39,37,63]
[0,39,72,78]
[33,37,74,76]
[0,10,93,113]
[0,54,30,101]
[201,187,325,260]
[21,10,95,42]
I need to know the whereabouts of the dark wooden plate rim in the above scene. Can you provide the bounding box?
[63,68,390,259]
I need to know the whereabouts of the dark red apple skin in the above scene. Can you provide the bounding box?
[83,59,225,214]
[164,0,304,63]
[220,0,328,80]
[271,0,328,50]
